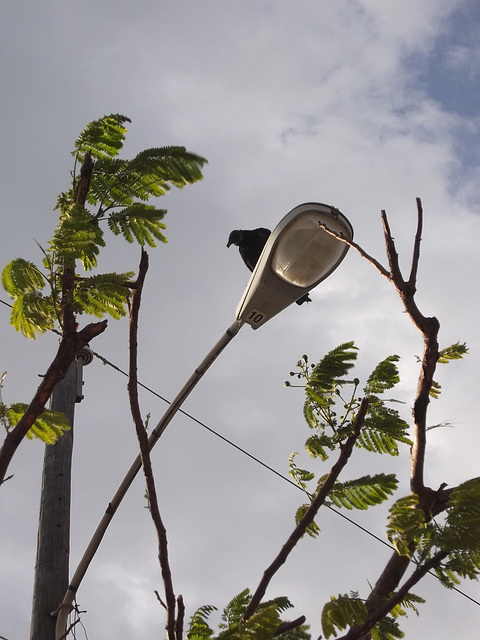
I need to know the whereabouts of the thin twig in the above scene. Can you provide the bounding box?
[274,615,307,636]
[176,595,185,640]
[318,224,390,279]
[408,198,423,289]
[155,590,167,610]
[381,211,404,287]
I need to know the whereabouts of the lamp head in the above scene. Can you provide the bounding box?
[235,202,353,329]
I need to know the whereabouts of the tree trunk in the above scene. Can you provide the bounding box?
[30,363,77,640]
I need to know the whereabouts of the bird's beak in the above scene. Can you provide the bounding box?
[227,240,232,248]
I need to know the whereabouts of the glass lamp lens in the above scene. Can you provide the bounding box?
[271,211,349,288]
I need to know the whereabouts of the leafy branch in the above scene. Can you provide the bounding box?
[317,199,477,639]
[241,397,370,624]
[0,114,206,485]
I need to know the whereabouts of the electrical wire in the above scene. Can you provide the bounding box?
[1,298,479,608]
[89,349,480,608]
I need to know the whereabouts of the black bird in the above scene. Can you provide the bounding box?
[227,228,311,305]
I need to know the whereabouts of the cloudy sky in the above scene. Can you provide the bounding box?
[1,1,480,638]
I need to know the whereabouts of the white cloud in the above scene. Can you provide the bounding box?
[1,2,480,639]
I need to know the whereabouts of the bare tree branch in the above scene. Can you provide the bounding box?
[325,199,446,638]
[0,319,107,485]
[274,615,307,636]
[176,595,185,640]
[128,249,177,640]
[408,198,423,290]
[380,210,404,288]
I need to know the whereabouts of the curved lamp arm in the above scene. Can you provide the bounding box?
[54,320,244,639]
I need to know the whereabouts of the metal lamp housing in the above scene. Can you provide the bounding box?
[236,202,353,329]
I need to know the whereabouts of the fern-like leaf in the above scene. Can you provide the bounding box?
[2,259,47,296]
[327,474,398,511]
[307,342,358,395]
[357,405,411,456]
[187,605,217,640]
[321,594,368,638]
[364,355,400,395]
[129,146,207,186]
[73,113,131,160]
[10,292,56,339]
[389,592,424,619]
[438,342,468,364]
[304,434,333,460]
[435,550,480,588]
[295,504,320,538]
[289,452,315,489]
[5,403,70,443]
[441,477,480,552]
[370,614,404,640]
[50,204,105,270]
[74,272,134,319]
[429,379,442,399]
[107,204,168,246]
[220,589,252,628]
[387,494,426,556]
[88,146,207,209]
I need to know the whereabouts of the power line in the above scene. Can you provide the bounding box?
[90,349,480,608]
[91,348,394,548]
[1,298,480,608]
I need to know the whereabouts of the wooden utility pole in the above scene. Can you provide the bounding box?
[30,363,77,640]
[30,152,94,640]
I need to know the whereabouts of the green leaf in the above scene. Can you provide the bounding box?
[10,292,56,339]
[128,146,207,187]
[295,504,320,538]
[307,342,358,395]
[5,403,70,444]
[429,379,442,399]
[321,594,367,638]
[364,355,400,395]
[2,259,46,296]
[220,589,252,628]
[389,592,424,619]
[434,550,480,588]
[88,146,207,209]
[74,272,134,319]
[327,474,398,511]
[289,452,315,489]
[187,605,217,640]
[358,405,411,456]
[438,342,468,364]
[190,591,305,640]
[50,204,105,270]
[73,113,131,160]
[304,434,332,460]
[107,203,168,246]
[387,494,426,556]
[370,614,404,640]
[441,478,480,552]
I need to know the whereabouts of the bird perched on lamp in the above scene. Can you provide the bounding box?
[227,228,311,305]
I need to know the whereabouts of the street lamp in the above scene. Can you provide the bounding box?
[55,202,353,639]
[237,202,353,328]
